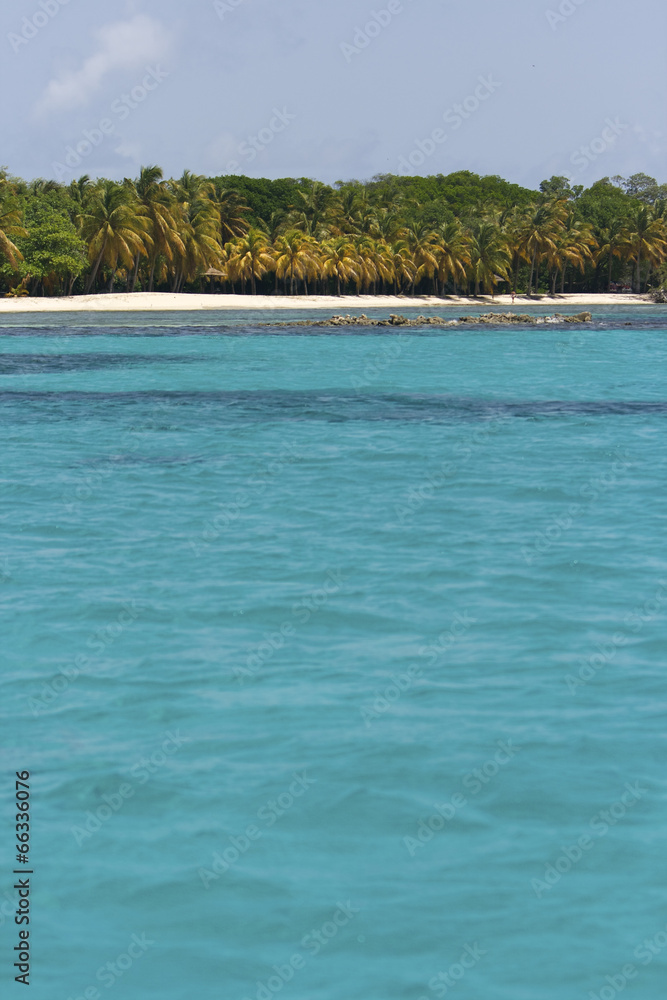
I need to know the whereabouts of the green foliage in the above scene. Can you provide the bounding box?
[1,166,666,296]
[575,178,636,230]
[366,171,535,215]
[612,173,667,204]
[2,198,87,291]
[211,176,312,227]
[540,176,583,200]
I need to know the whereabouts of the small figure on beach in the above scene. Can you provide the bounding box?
[511,290,516,304]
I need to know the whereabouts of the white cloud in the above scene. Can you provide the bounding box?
[112,140,144,162]
[36,15,170,115]
[205,132,242,169]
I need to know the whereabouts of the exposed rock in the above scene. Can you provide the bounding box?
[265,311,593,328]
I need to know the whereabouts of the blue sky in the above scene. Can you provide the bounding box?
[1,0,665,189]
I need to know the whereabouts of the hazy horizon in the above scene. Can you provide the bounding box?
[1,0,665,189]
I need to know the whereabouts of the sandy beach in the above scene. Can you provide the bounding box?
[0,292,653,313]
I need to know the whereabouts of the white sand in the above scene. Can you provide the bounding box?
[0,292,653,313]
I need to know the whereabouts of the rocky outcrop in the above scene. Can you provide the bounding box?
[267,312,593,328]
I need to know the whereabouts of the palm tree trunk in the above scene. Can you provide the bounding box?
[148,257,157,293]
[129,254,141,292]
[527,248,536,296]
[85,239,107,294]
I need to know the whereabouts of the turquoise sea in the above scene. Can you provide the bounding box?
[1,305,666,1000]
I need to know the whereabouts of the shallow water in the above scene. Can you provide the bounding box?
[2,307,666,1000]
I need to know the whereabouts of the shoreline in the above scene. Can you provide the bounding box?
[0,292,654,313]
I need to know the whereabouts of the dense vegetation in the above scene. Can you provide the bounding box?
[1,167,666,297]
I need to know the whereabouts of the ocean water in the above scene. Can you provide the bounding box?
[1,305,666,1000]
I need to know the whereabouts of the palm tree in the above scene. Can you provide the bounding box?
[517,201,567,296]
[370,240,395,295]
[210,179,250,244]
[167,172,225,290]
[404,223,438,295]
[353,236,382,293]
[0,193,25,268]
[502,205,531,295]
[272,231,319,295]
[171,197,221,293]
[228,229,274,295]
[620,207,667,292]
[125,166,183,292]
[77,181,151,293]
[370,208,406,244]
[467,222,510,295]
[548,214,596,294]
[67,175,93,203]
[331,185,371,235]
[434,221,470,295]
[388,240,416,295]
[595,220,625,291]
[319,237,359,296]
[288,181,335,239]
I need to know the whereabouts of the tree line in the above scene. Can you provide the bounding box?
[1,167,666,297]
